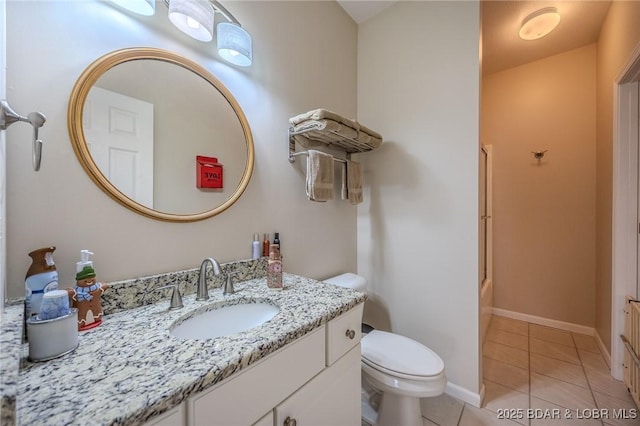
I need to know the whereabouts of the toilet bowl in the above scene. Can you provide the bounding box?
[323,273,446,426]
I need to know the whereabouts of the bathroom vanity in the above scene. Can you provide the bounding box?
[9,273,365,425]
[154,303,363,426]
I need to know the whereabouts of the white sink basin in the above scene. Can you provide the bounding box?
[170,302,280,340]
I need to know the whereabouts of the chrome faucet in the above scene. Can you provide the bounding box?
[197,257,222,301]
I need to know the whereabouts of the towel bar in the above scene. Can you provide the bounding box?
[288,151,348,164]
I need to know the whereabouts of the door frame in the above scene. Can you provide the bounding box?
[612,41,640,380]
[0,0,7,315]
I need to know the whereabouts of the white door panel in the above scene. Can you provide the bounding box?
[84,86,154,207]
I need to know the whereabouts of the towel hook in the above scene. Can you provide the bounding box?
[0,99,47,171]
[532,150,548,160]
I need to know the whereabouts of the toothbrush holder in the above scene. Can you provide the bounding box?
[26,308,79,362]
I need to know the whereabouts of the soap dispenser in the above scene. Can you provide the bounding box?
[66,250,109,331]
[77,249,93,272]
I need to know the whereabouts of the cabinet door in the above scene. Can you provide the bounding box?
[326,303,363,365]
[275,344,361,426]
[189,326,325,426]
[252,411,274,426]
[143,403,185,426]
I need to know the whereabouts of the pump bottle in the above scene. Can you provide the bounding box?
[252,234,260,260]
[262,233,270,257]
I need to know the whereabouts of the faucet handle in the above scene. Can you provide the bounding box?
[223,271,241,295]
[154,284,184,310]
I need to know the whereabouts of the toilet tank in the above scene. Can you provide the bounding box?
[323,273,367,292]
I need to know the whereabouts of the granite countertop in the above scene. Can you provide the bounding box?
[1,305,23,426]
[13,273,365,425]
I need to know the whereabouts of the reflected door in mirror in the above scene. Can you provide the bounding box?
[84,87,154,207]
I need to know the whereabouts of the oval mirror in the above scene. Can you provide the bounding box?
[68,47,254,222]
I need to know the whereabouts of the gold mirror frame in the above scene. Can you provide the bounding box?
[68,47,254,222]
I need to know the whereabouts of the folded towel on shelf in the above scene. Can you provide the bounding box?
[292,119,359,148]
[289,109,383,153]
[290,109,359,130]
[346,160,363,205]
[306,150,334,202]
[359,122,383,141]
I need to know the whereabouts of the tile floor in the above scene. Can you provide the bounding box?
[418,315,639,426]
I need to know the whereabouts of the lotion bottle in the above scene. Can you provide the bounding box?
[252,234,260,260]
[267,244,283,289]
[262,233,270,257]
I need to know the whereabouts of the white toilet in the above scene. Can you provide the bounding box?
[323,273,447,426]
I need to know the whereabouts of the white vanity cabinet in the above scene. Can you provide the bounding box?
[274,345,361,425]
[145,403,186,426]
[185,303,363,426]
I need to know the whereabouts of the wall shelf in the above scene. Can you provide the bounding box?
[288,109,383,162]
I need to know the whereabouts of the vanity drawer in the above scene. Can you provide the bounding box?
[188,325,325,426]
[326,303,363,365]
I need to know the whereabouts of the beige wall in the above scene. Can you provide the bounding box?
[596,1,640,353]
[5,1,358,297]
[357,1,482,399]
[482,45,597,327]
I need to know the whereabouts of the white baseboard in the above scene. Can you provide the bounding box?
[446,381,483,408]
[492,308,595,336]
[594,329,612,369]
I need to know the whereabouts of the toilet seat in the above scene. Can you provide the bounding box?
[361,330,445,380]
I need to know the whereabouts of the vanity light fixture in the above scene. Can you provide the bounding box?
[519,7,560,40]
[168,0,215,42]
[109,0,253,67]
[168,0,252,66]
[217,22,252,67]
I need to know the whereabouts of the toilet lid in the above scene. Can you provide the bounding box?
[361,330,444,378]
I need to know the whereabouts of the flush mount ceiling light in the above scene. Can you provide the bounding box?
[519,7,561,40]
[168,0,215,42]
[109,0,155,16]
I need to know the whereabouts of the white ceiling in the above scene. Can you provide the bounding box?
[336,0,612,75]
[336,0,397,24]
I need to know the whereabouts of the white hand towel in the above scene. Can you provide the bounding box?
[306,150,334,202]
[347,160,363,205]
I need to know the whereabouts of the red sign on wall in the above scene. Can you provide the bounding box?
[196,155,224,189]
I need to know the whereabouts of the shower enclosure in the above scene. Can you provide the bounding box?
[480,145,493,341]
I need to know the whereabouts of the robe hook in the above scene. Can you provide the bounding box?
[0,99,47,171]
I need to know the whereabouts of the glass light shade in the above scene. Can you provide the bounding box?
[217,22,253,67]
[519,7,560,40]
[168,0,214,42]
[109,0,155,16]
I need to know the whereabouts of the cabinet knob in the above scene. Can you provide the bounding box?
[345,329,356,340]
[284,416,297,426]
